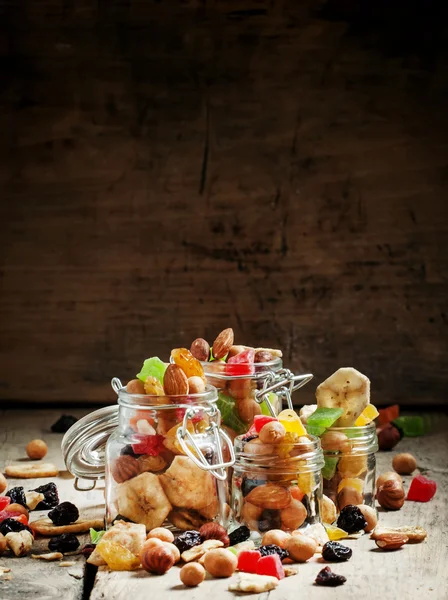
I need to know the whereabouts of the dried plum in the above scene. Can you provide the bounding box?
[48,501,79,526]
[5,486,27,508]
[322,541,352,562]
[51,415,78,433]
[337,505,367,534]
[258,509,281,532]
[173,530,202,553]
[0,518,33,536]
[259,544,289,561]
[48,533,80,553]
[315,566,346,586]
[241,477,266,497]
[228,526,250,546]
[31,482,59,510]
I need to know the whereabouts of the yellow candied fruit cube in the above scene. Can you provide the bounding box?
[324,524,349,541]
[296,470,315,495]
[278,410,307,436]
[96,540,140,571]
[337,477,365,494]
[354,404,379,426]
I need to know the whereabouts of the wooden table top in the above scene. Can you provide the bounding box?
[0,408,447,600]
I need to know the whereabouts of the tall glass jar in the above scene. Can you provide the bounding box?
[320,422,378,513]
[203,359,313,436]
[231,434,324,542]
[62,380,234,532]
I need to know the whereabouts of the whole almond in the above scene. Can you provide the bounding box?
[374,532,408,550]
[190,338,210,362]
[163,364,189,395]
[246,484,291,510]
[212,328,234,359]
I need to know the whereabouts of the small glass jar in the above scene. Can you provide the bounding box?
[203,359,313,435]
[231,434,324,542]
[320,422,378,513]
[62,380,234,532]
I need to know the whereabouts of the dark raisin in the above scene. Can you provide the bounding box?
[51,415,78,433]
[241,477,266,497]
[258,509,281,532]
[0,518,33,536]
[120,444,139,457]
[322,541,352,562]
[48,533,80,553]
[258,544,289,561]
[315,566,347,586]
[31,482,59,510]
[242,434,258,443]
[301,494,312,515]
[5,487,27,508]
[48,501,79,526]
[81,543,96,558]
[173,530,202,554]
[337,505,368,534]
[228,526,250,546]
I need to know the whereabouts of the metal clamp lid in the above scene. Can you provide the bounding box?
[255,369,314,416]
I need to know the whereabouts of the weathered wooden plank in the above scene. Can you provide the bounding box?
[0,409,105,600]
[91,414,448,600]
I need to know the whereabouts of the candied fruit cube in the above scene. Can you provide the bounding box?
[407,474,437,502]
[136,357,167,384]
[255,554,285,579]
[131,434,165,456]
[96,540,140,571]
[354,405,379,426]
[237,550,261,573]
[392,416,425,437]
[337,478,364,494]
[253,415,278,433]
[307,408,343,430]
[225,348,255,376]
[0,497,11,511]
[278,410,306,436]
[324,524,349,541]
[378,404,400,426]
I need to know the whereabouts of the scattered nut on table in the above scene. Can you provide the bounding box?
[5,530,34,557]
[26,439,48,459]
[180,562,206,587]
[374,532,409,550]
[392,453,417,475]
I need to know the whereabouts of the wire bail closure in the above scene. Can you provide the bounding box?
[177,405,235,481]
[254,369,314,416]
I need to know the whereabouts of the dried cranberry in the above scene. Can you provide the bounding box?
[258,544,289,561]
[228,526,250,546]
[322,541,352,562]
[5,487,27,508]
[0,518,33,536]
[315,566,347,586]
[48,533,80,553]
[48,502,79,526]
[337,505,367,533]
[173,530,202,553]
[31,482,59,510]
[51,415,78,433]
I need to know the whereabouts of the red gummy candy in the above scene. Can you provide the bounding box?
[253,415,278,433]
[237,550,261,574]
[407,474,437,502]
[225,349,255,376]
[132,434,165,456]
[255,554,285,580]
[0,497,11,511]
[0,509,25,524]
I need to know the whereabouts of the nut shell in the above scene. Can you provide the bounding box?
[392,453,417,475]
[141,545,175,574]
[180,562,206,586]
[199,522,230,547]
[26,439,48,460]
[376,471,402,490]
[377,480,405,510]
[285,534,317,562]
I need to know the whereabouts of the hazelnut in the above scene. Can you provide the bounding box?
[126,379,145,394]
[320,431,350,452]
[203,548,237,577]
[285,534,317,562]
[147,527,174,543]
[254,350,274,363]
[376,471,402,490]
[229,379,255,401]
[199,522,230,547]
[338,487,363,509]
[0,532,7,555]
[261,529,291,548]
[0,473,7,494]
[111,455,139,483]
[280,499,307,530]
[320,494,337,524]
[180,561,206,586]
[243,439,273,456]
[190,338,210,362]
[25,439,48,460]
[142,537,164,551]
[188,376,206,394]
[7,503,29,520]
[141,545,175,574]
[258,421,286,444]
[356,504,378,532]
[163,542,180,563]
[377,480,405,510]
[392,453,417,475]
[376,423,401,451]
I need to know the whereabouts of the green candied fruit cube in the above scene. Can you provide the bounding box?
[322,456,339,480]
[136,357,167,384]
[307,407,344,429]
[217,392,248,435]
[260,393,278,416]
[392,416,425,437]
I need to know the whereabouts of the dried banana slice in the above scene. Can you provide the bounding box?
[229,573,279,593]
[115,472,172,531]
[316,367,370,426]
[5,463,59,478]
[30,517,104,536]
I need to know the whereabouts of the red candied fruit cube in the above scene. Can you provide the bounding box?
[255,554,285,580]
[225,349,255,376]
[407,474,437,502]
[0,509,25,524]
[132,434,165,456]
[0,497,11,511]
[237,550,261,574]
[253,415,278,433]
[11,514,29,526]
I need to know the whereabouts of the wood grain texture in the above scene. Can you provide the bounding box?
[0,1,447,405]
[0,408,105,600]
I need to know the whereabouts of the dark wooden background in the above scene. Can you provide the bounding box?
[0,1,447,406]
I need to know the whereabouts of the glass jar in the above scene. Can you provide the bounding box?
[231,434,324,542]
[62,379,234,532]
[203,359,313,436]
[320,422,378,513]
